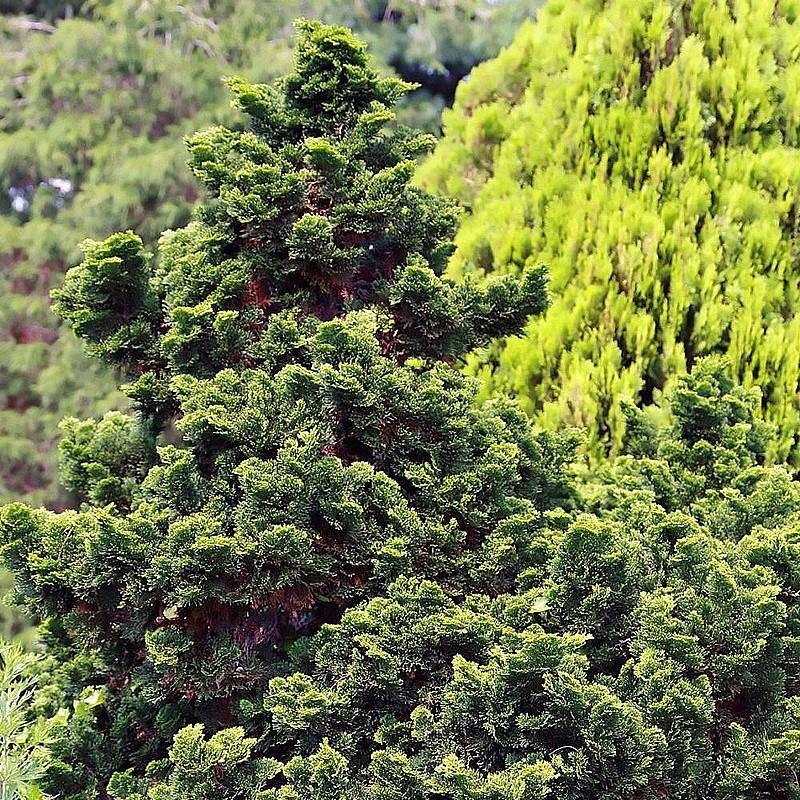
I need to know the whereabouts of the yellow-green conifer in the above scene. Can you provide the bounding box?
[422,0,800,461]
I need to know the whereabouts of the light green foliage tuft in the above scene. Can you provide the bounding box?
[0,641,55,800]
[422,0,800,462]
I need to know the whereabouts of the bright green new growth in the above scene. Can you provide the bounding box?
[0,641,54,800]
[421,0,800,462]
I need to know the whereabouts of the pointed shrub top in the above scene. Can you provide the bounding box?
[53,19,548,397]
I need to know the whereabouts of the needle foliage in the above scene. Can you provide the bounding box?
[3,17,800,800]
[422,0,800,463]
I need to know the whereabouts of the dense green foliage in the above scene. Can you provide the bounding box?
[0,0,541,510]
[422,0,800,463]
[0,22,566,798]
[0,0,542,652]
[0,641,56,799]
[2,21,800,800]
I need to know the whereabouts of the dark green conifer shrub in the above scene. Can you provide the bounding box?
[0,569,35,649]
[93,365,800,800]
[0,0,543,648]
[0,21,566,798]
[421,0,800,463]
[4,18,800,800]
[0,0,543,510]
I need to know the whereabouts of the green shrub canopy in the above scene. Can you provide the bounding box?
[421,0,800,462]
[0,0,543,650]
[3,18,800,800]
[0,0,543,510]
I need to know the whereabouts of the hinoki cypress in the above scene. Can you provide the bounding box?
[2,18,799,800]
[1,21,565,797]
[0,0,544,509]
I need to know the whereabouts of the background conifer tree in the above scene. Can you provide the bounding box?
[421,0,800,463]
[0,21,567,797]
